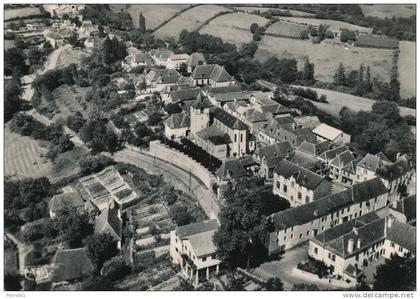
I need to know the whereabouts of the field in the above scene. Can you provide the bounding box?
[255,35,394,82]
[290,85,416,118]
[278,16,372,33]
[49,85,91,121]
[111,4,190,31]
[5,128,52,180]
[55,47,90,68]
[265,20,309,39]
[360,4,415,18]
[153,5,230,41]
[233,6,315,17]
[199,12,269,46]
[354,35,399,49]
[398,41,416,99]
[5,7,41,20]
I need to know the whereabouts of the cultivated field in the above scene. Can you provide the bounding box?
[265,20,309,39]
[111,4,190,31]
[5,128,52,180]
[233,6,315,17]
[50,85,91,121]
[5,7,41,20]
[290,85,416,117]
[153,5,230,41]
[398,41,416,99]
[278,16,372,33]
[199,12,269,46]
[256,35,394,82]
[360,4,415,18]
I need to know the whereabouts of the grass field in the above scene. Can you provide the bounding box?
[360,4,415,18]
[5,128,52,180]
[398,41,415,99]
[111,4,190,31]
[56,47,90,68]
[154,5,230,41]
[290,85,416,118]
[5,7,41,20]
[199,12,269,46]
[50,85,91,121]
[256,35,394,82]
[278,16,372,33]
[233,6,315,17]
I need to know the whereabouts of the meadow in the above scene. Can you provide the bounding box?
[5,7,41,20]
[360,4,415,18]
[398,41,416,99]
[277,16,372,33]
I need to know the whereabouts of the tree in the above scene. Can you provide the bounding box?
[147,112,162,126]
[301,56,315,81]
[292,283,320,291]
[373,254,415,291]
[355,121,391,154]
[5,48,28,77]
[169,205,195,226]
[333,62,346,86]
[250,23,259,33]
[55,207,93,248]
[252,32,261,41]
[4,79,22,122]
[264,278,284,291]
[4,274,22,291]
[139,13,146,34]
[86,234,119,270]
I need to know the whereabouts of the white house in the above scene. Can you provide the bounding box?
[163,112,190,141]
[192,64,235,87]
[312,123,351,145]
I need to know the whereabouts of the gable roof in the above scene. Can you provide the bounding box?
[274,160,325,191]
[376,158,411,181]
[188,230,217,257]
[330,150,356,168]
[357,153,391,172]
[211,107,248,130]
[391,195,416,223]
[255,141,294,160]
[296,140,329,157]
[192,64,233,82]
[191,93,213,109]
[95,207,122,241]
[387,220,416,252]
[170,87,202,102]
[51,248,94,282]
[49,192,84,214]
[163,112,190,129]
[215,158,248,181]
[319,145,349,161]
[312,123,344,141]
[202,85,242,95]
[186,52,206,68]
[175,219,219,239]
[295,115,321,130]
[196,124,231,145]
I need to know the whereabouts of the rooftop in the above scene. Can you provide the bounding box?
[176,219,219,239]
[163,112,190,129]
[192,64,233,82]
[215,158,248,181]
[312,123,345,141]
[211,107,248,131]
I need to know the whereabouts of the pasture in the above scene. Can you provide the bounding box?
[360,4,415,18]
[290,85,416,118]
[5,129,52,180]
[278,16,372,33]
[233,6,315,17]
[255,35,394,82]
[5,7,41,20]
[398,41,416,99]
[111,4,190,31]
[199,12,269,46]
[153,5,230,41]
[55,47,90,67]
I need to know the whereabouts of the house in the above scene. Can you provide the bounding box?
[43,29,65,48]
[195,125,231,160]
[125,47,153,68]
[273,160,333,207]
[169,87,202,103]
[215,158,248,185]
[48,192,84,219]
[253,141,294,179]
[328,150,358,185]
[308,214,415,284]
[170,219,221,285]
[312,123,351,145]
[295,115,321,130]
[145,68,182,91]
[389,195,416,226]
[95,206,122,249]
[186,52,206,72]
[192,64,235,87]
[166,53,190,69]
[201,84,242,98]
[149,49,175,66]
[50,248,94,282]
[164,112,191,140]
[268,177,388,253]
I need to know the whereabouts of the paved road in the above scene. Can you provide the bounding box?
[5,233,33,274]
[111,148,220,220]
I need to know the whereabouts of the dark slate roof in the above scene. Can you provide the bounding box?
[391,195,416,223]
[192,64,233,82]
[170,87,202,102]
[51,248,94,282]
[215,158,248,180]
[387,220,416,252]
[271,178,387,230]
[289,150,322,171]
[196,124,231,145]
[95,207,122,241]
[376,158,411,181]
[202,85,242,95]
[190,93,213,109]
[296,140,329,157]
[48,193,84,214]
[343,158,361,175]
[255,141,294,160]
[274,160,325,191]
[318,145,349,161]
[295,116,321,130]
[330,150,356,168]
[260,103,290,115]
[163,112,190,129]
[211,107,248,130]
[357,153,391,172]
[176,219,219,239]
[213,91,254,103]
[186,52,206,68]
[245,109,270,123]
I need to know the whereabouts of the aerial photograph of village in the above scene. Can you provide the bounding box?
[3,2,416,294]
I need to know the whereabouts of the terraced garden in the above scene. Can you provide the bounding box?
[265,20,309,39]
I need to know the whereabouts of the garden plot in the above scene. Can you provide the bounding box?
[265,20,309,39]
[154,5,231,41]
[199,12,269,46]
[49,85,90,121]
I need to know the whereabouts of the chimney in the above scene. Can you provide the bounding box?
[387,216,395,228]
[357,238,362,249]
[396,152,401,160]
[352,227,358,236]
[348,238,355,254]
[314,209,319,217]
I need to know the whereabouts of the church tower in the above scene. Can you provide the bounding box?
[190,93,212,136]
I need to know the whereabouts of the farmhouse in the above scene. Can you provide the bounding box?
[268,177,388,253]
[186,52,207,72]
[95,206,123,249]
[192,64,235,87]
[273,159,333,207]
[163,112,191,140]
[48,192,84,219]
[170,219,221,286]
[312,123,351,145]
[308,213,415,283]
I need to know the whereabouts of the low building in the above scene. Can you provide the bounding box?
[192,64,235,87]
[95,206,122,249]
[48,192,84,219]
[254,141,294,179]
[268,178,388,253]
[166,53,190,69]
[186,52,206,72]
[164,112,191,141]
[308,214,415,284]
[50,248,94,283]
[169,87,202,103]
[389,195,416,226]
[273,160,333,207]
[312,123,351,145]
[170,220,221,285]
[78,20,98,38]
